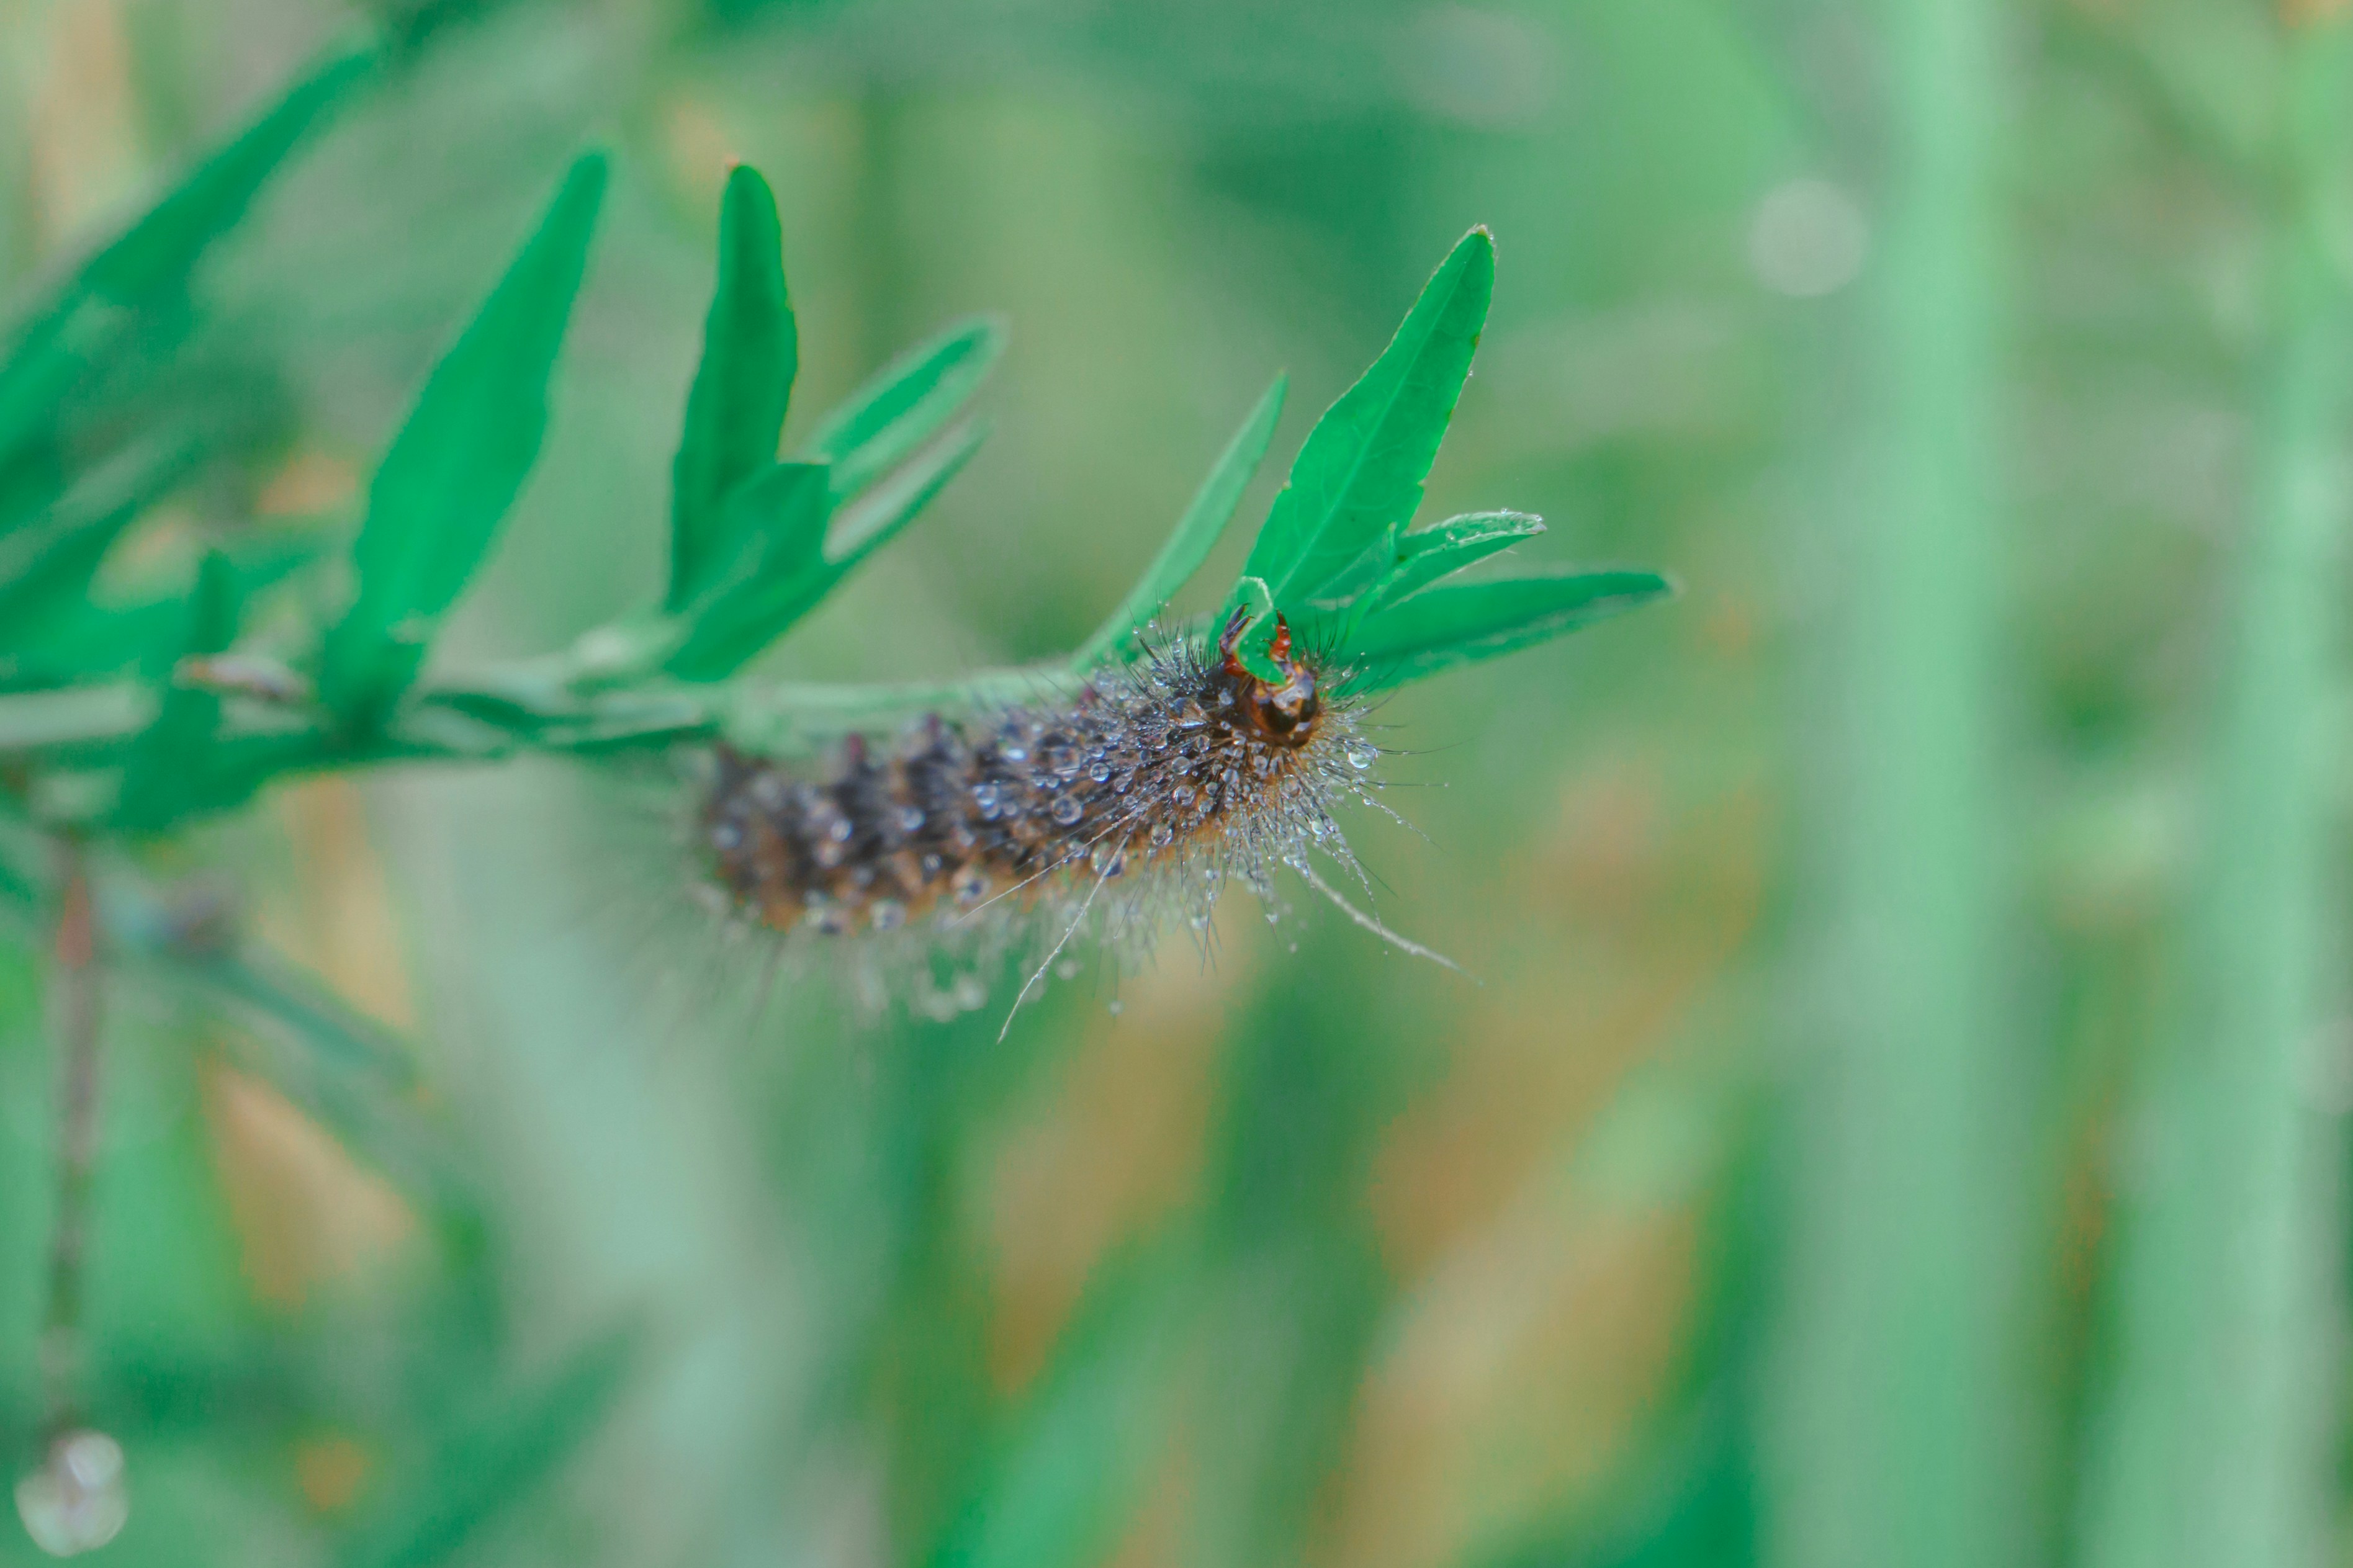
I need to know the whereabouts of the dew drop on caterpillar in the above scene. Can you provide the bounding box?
[689,607,1431,1028]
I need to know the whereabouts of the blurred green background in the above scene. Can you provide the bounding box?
[3,0,2349,1564]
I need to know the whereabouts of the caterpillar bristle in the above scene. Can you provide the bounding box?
[695,612,1384,1003]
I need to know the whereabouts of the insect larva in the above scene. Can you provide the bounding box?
[696,609,1387,1015]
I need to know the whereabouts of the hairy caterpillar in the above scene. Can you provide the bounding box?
[694,609,1437,1023]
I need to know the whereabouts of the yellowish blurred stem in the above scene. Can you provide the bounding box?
[2079,18,2353,1568]
[42,832,102,1438]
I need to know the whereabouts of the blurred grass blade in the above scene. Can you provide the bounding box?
[113,551,239,832]
[1230,229,1493,616]
[169,942,417,1090]
[798,316,1003,500]
[1773,0,2020,1554]
[668,164,798,611]
[1341,566,1671,688]
[2079,21,2353,1568]
[1072,375,1286,670]
[338,1327,637,1568]
[0,42,374,460]
[322,151,608,726]
[926,1241,1185,1568]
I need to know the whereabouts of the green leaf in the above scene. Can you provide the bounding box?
[664,461,833,680]
[799,316,1003,499]
[1071,376,1286,671]
[1359,509,1545,619]
[0,42,374,461]
[668,421,985,681]
[695,460,834,605]
[668,164,798,611]
[1341,565,1673,688]
[1228,575,1280,681]
[5,531,321,690]
[1228,229,1494,617]
[0,434,210,652]
[113,551,240,832]
[337,1328,637,1568]
[321,151,609,727]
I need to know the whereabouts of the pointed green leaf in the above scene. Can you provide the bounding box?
[322,152,608,725]
[1072,376,1286,671]
[337,1328,637,1568]
[668,423,984,681]
[668,163,798,611]
[114,551,240,832]
[1359,509,1544,618]
[6,531,320,689]
[799,316,1003,498]
[664,461,832,680]
[1341,565,1673,688]
[698,460,833,603]
[0,434,209,651]
[827,418,984,562]
[1228,575,1281,681]
[1230,229,1494,617]
[0,43,375,460]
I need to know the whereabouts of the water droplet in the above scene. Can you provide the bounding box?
[896,805,925,833]
[1149,822,1175,848]
[1089,760,1114,782]
[709,822,743,851]
[749,771,790,809]
[952,867,989,906]
[16,1430,127,1557]
[1344,740,1377,770]
[1000,743,1030,763]
[826,815,855,843]
[814,839,848,869]
[1051,796,1084,827]
[803,901,848,934]
[1091,844,1127,877]
[952,974,989,1011]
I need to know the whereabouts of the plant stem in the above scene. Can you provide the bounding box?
[2079,17,2353,1567]
[41,831,102,1438]
[1775,0,2020,1556]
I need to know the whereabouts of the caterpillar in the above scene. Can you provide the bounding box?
[694,608,1434,1023]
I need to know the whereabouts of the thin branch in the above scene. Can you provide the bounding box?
[42,833,102,1438]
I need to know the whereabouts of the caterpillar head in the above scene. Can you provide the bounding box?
[1218,609,1321,748]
